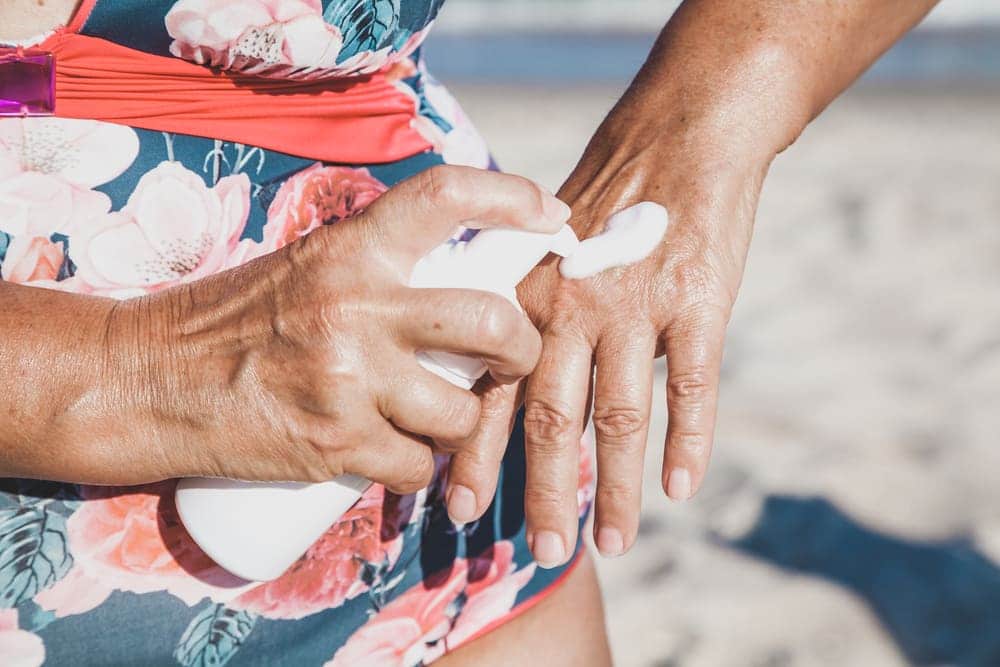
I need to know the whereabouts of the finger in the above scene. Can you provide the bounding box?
[591,331,656,557]
[662,308,727,501]
[380,360,482,443]
[343,421,436,495]
[523,330,593,568]
[359,165,571,264]
[446,379,522,523]
[396,287,542,382]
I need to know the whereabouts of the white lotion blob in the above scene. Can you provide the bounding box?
[558,201,669,280]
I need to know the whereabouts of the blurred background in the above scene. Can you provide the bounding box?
[424,2,1000,666]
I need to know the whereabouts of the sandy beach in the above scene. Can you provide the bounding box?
[450,82,1000,666]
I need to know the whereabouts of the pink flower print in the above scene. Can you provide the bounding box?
[68,161,252,298]
[0,173,112,240]
[33,567,121,619]
[1,236,64,283]
[232,163,385,263]
[0,118,136,238]
[230,484,411,620]
[326,541,536,667]
[35,482,251,619]
[0,609,44,667]
[0,118,139,190]
[37,482,416,622]
[445,543,537,649]
[165,0,345,79]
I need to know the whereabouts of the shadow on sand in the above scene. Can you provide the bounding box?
[729,495,1000,667]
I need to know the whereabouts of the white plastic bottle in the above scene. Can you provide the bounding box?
[175,224,580,582]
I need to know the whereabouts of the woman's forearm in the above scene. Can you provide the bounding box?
[598,0,939,162]
[0,282,164,481]
[0,166,569,491]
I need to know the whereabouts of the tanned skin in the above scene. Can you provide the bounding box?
[2,2,939,663]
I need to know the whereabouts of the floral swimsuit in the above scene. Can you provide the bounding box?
[0,1,593,665]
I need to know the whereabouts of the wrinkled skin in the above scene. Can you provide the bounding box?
[0,166,569,489]
[445,0,942,568]
[3,0,941,573]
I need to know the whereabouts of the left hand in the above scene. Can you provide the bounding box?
[443,97,775,567]
[441,0,938,571]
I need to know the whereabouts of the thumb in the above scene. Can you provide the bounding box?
[356,165,571,266]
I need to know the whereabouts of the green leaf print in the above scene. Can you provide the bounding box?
[0,500,74,608]
[174,603,258,667]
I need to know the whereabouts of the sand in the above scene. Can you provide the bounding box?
[450,82,1000,666]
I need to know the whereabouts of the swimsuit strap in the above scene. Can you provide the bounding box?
[67,0,99,33]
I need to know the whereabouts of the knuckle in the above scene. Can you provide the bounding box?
[596,479,638,506]
[524,482,567,511]
[669,429,710,458]
[666,370,713,406]
[473,297,517,348]
[393,452,435,494]
[302,435,348,482]
[423,165,463,208]
[673,301,730,337]
[445,396,481,439]
[295,434,346,483]
[319,349,363,392]
[591,405,646,446]
[523,399,576,449]
[479,386,517,422]
[269,307,299,342]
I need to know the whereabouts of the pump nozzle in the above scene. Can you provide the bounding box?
[409,224,580,298]
[460,225,579,293]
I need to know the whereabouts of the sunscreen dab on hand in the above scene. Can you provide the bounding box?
[176,201,668,582]
[558,201,668,280]
[175,222,580,582]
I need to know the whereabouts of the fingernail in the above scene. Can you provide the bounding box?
[596,526,624,557]
[447,485,477,523]
[667,468,692,501]
[529,530,566,568]
[542,195,572,224]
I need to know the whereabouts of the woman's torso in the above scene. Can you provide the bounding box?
[0,2,593,665]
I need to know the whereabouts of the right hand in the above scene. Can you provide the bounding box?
[105,166,571,491]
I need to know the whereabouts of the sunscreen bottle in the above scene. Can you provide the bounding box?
[175,224,580,582]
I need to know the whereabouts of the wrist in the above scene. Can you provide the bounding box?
[596,34,816,172]
[561,102,771,236]
[99,293,203,481]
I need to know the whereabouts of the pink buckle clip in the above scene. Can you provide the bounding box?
[0,46,55,117]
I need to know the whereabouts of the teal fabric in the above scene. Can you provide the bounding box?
[0,1,591,664]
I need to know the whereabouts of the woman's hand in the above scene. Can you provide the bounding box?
[66,166,568,488]
[445,0,940,568]
[441,26,795,566]
[515,140,765,565]
[446,116,769,565]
